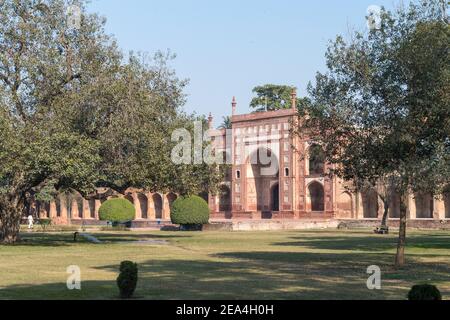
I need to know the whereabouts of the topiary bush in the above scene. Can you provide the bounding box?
[170,195,210,227]
[117,261,138,299]
[99,198,135,223]
[408,284,442,300]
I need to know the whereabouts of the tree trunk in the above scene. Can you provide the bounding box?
[381,200,389,228]
[0,195,25,244]
[395,192,408,268]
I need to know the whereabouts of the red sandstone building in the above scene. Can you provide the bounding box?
[207,92,450,223]
[30,92,449,226]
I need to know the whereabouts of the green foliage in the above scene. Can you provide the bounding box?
[293,0,449,266]
[116,261,138,299]
[99,199,135,222]
[219,116,232,129]
[170,195,210,226]
[38,219,52,232]
[408,284,442,301]
[295,1,449,194]
[0,0,220,243]
[250,84,301,112]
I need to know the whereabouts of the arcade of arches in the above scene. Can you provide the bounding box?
[30,189,178,225]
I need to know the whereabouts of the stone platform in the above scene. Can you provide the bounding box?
[336,219,450,230]
[205,219,339,231]
[67,218,450,232]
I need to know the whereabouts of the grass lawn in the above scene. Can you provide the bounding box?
[0,229,449,300]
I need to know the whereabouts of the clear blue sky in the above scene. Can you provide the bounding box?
[87,0,402,124]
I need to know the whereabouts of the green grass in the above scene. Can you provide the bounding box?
[0,229,449,300]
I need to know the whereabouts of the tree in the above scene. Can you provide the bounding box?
[294,0,449,267]
[218,116,232,129]
[250,84,297,112]
[0,0,219,243]
[0,0,107,242]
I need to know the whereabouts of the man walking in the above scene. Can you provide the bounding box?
[27,214,34,230]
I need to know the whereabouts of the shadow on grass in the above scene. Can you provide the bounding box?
[274,233,450,253]
[2,231,449,300]
[0,280,119,300]
[6,233,82,247]
[89,233,191,243]
[8,232,191,247]
[0,256,396,300]
[1,252,449,300]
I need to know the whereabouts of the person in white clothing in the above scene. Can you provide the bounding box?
[27,215,34,229]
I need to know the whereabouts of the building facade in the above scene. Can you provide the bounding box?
[207,93,450,222]
[30,93,450,225]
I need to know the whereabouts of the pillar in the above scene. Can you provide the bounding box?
[408,193,416,220]
[132,193,142,220]
[163,195,170,220]
[49,201,57,219]
[356,192,364,219]
[209,194,217,213]
[435,198,445,220]
[39,203,47,219]
[83,199,91,219]
[148,193,156,220]
[95,199,101,220]
[59,196,68,222]
[71,200,80,219]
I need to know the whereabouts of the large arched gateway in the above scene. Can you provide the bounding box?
[247,147,279,214]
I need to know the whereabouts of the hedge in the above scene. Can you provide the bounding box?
[408,284,442,300]
[99,198,135,222]
[117,261,138,299]
[170,195,210,226]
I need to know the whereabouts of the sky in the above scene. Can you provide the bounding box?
[86,0,403,125]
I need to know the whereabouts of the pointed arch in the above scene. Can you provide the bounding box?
[308,181,325,212]
[218,185,231,212]
[308,144,325,175]
[271,183,280,212]
[389,189,401,218]
[444,192,450,219]
[362,188,379,218]
[247,146,279,211]
[153,194,163,219]
[415,193,434,218]
[137,193,148,219]
[88,199,96,219]
[167,193,178,211]
[337,192,353,217]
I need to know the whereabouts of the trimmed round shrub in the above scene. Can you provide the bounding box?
[99,198,135,223]
[117,261,138,299]
[170,195,210,226]
[408,284,442,301]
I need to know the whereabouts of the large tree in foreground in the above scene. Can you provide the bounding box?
[295,0,449,267]
[0,0,218,243]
